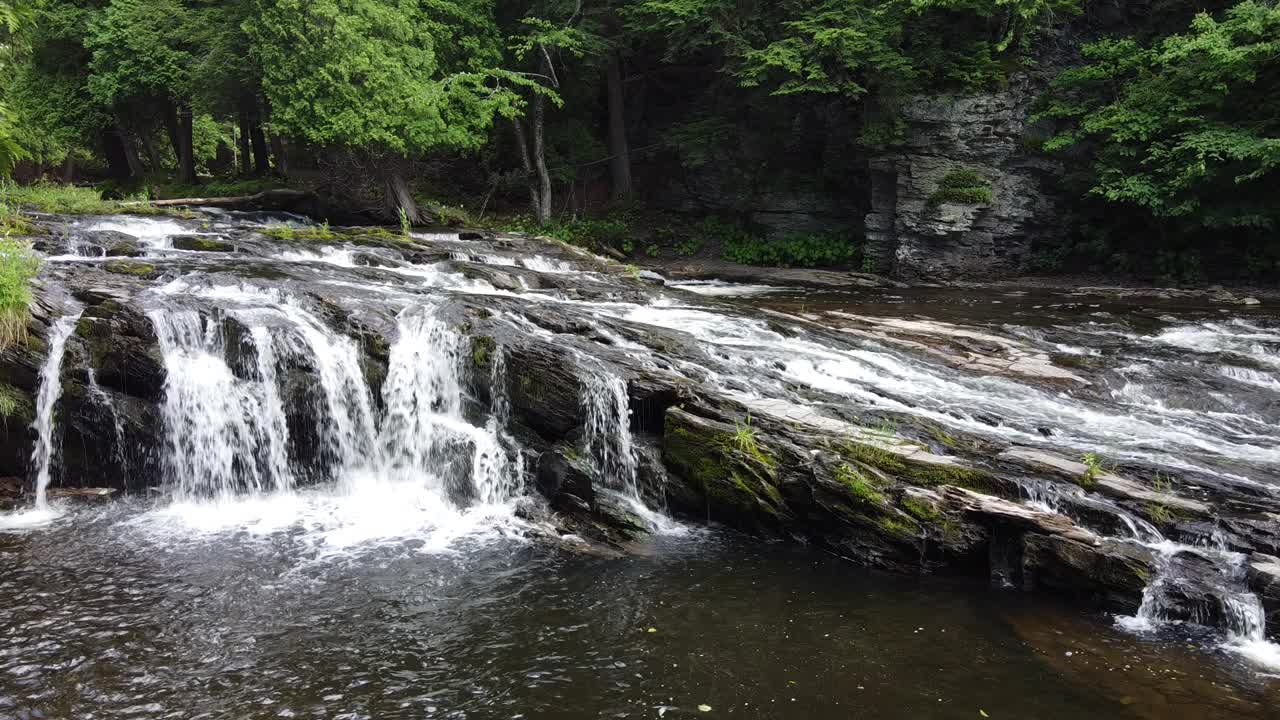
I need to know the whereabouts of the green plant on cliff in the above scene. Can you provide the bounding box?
[0,235,39,350]
[928,168,993,206]
[731,414,775,469]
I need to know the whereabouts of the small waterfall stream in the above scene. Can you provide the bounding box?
[1020,478,1280,664]
[29,314,79,513]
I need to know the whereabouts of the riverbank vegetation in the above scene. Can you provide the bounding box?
[0,0,1275,282]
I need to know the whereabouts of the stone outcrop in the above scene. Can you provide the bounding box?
[864,74,1064,280]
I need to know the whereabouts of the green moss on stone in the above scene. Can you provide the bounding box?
[103,260,157,277]
[900,496,941,522]
[834,463,885,506]
[665,419,784,520]
[0,383,31,419]
[471,335,496,369]
[877,515,920,539]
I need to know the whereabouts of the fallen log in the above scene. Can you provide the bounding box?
[125,188,316,211]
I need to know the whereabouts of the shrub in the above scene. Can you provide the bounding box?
[0,236,40,350]
[928,168,993,206]
[723,230,859,268]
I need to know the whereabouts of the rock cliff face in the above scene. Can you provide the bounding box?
[864,74,1064,280]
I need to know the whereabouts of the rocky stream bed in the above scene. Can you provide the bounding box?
[0,210,1278,718]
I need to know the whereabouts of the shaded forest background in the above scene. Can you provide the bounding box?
[0,0,1276,283]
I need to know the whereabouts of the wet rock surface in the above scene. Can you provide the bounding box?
[3,209,1279,652]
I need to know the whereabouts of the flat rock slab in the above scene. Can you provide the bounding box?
[1001,447,1210,516]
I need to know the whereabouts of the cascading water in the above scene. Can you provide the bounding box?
[85,368,128,471]
[145,292,522,526]
[29,314,79,512]
[376,309,518,505]
[150,309,295,499]
[580,367,639,498]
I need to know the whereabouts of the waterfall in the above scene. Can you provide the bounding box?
[580,367,639,498]
[86,368,128,471]
[29,314,80,511]
[377,310,518,505]
[276,303,379,480]
[150,310,295,499]
[146,299,519,512]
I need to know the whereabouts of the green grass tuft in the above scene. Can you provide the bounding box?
[0,236,40,351]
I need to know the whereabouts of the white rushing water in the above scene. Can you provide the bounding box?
[17,314,79,524]
[580,365,640,498]
[139,290,526,552]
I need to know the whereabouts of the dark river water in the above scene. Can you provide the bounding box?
[0,499,1276,720]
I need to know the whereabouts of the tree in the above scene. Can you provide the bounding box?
[502,1,604,223]
[246,0,528,223]
[1036,1,1280,278]
[87,0,201,183]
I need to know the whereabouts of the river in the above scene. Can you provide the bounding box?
[0,211,1277,718]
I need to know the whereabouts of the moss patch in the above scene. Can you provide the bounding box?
[0,383,31,419]
[471,335,496,369]
[834,463,885,506]
[928,168,993,206]
[664,413,785,521]
[837,439,996,492]
[900,495,941,522]
[262,225,337,242]
[172,236,235,252]
[103,260,158,277]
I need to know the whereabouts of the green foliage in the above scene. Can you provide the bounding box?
[727,414,776,470]
[509,211,632,250]
[1146,502,1173,526]
[0,382,26,418]
[398,207,412,236]
[0,235,39,350]
[928,168,993,205]
[835,462,886,506]
[0,104,26,177]
[1079,452,1103,488]
[1035,2,1280,281]
[723,230,859,268]
[262,224,337,243]
[246,0,528,155]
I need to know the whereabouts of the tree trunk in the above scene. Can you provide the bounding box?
[250,119,269,176]
[176,106,196,184]
[100,128,134,180]
[530,89,552,225]
[605,50,633,201]
[511,118,540,218]
[139,130,160,172]
[237,111,252,175]
[270,134,288,177]
[162,102,182,168]
[114,123,145,178]
[382,165,422,225]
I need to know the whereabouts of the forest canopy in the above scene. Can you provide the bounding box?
[1,0,1276,282]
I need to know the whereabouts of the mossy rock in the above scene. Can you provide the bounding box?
[0,382,34,421]
[835,439,998,493]
[470,335,496,369]
[103,260,159,278]
[172,235,236,252]
[663,408,787,525]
